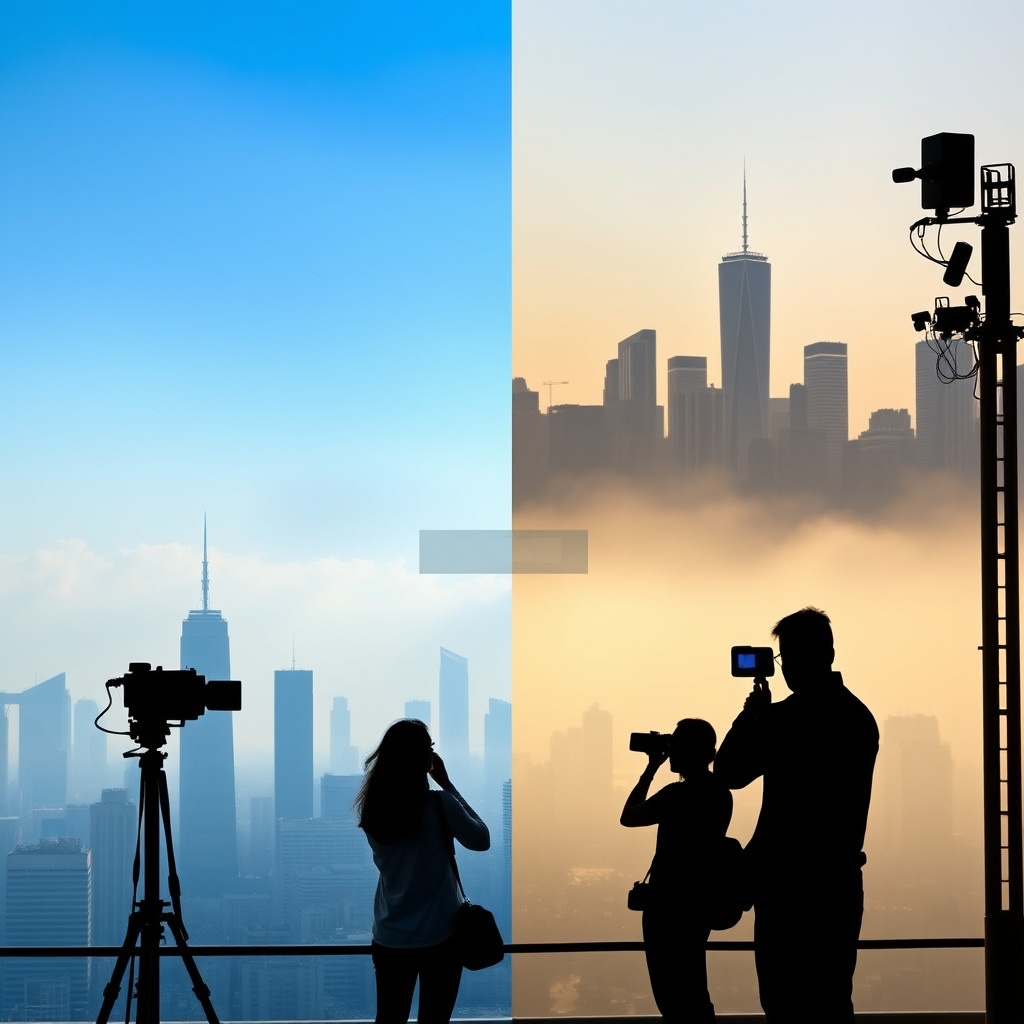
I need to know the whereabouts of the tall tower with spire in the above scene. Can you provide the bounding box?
[719,169,771,479]
[178,519,238,898]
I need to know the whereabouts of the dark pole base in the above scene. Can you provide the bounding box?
[984,909,1024,1023]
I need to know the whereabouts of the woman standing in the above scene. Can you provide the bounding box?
[356,719,490,1024]
[620,718,733,1023]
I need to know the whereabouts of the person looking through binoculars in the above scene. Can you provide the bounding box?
[621,719,732,1023]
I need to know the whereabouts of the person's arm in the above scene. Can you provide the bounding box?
[620,752,667,827]
[431,754,490,850]
[714,686,770,789]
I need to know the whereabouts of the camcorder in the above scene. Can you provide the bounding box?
[107,662,242,745]
[629,731,673,756]
[730,646,775,678]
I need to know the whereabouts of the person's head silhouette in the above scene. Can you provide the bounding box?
[669,718,717,777]
[771,606,834,694]
[356,718,434,842]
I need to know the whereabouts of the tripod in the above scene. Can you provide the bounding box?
[96,739,220,1024]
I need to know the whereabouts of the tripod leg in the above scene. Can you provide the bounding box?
[95,914,143,1024]
[163,914,221,1024]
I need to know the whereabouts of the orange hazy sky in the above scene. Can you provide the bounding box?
[512,0,1024,435]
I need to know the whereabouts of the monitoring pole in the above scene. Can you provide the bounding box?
[894,137,1024,1023]
[976,167,1024,1024]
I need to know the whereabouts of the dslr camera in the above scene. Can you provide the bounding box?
[730,646,775,678]
[629,730,673,756]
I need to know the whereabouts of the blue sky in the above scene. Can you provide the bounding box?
[0,1,511,562]
[0,2,512,751]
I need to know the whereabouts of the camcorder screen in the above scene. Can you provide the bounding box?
[730,645,775,678]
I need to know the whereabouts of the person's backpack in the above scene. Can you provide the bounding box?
[707,836,753,931]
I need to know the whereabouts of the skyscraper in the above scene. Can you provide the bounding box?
[330,697,360,775]
[915,338,978,477]
[719,175,771,478]
[804,340,849,487]
[4,838,91,1020]
[438,648,469,780]
[89,789,136,948]
[0,675,72,815]
[611,329,661,474]
[275,669,314,820]
[71,698,107,804]
[178,522,238,897]
[483,698,511,817]
[404,699,431,732]
[666,356,724,472]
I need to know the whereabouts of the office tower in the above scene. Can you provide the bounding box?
[330,697,360,775]
[804,341,849,487]
[273,818,350,940]
[547,404,610,474]
[89,789,136,947]
[320,775,371,871]
[483,699,511,816]
[846,408,916,504]
[404,699,431,732]
[512,377,549,503]
[667,356,724,472]
[71,698,107,804]
[0,674,71,814]
[719,176,771,478]
[611,329,662,474]
[5,838,91,1020]
[275,669,313,820]
[178,523,238,897]
[768,396,790,445]
[916,338,978,476]
[789,382,808,427]
[602,358,619,407]
[439,648,470,782]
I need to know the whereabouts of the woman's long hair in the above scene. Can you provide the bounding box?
[355,719,432,843]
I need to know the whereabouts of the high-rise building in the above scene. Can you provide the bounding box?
[512,377,549,503]
[438,648,470,781]
[5,838,91,1020]
[330,697,360,775]
[915,338,978,477]
[845,408,916,505]
[89,789,136,948]
[804,340,849,488]
[483,699,511,817]
[0,675,71,815]
[611,330,662,474]
[320,774,371,872]
[404,699,431,732]
[547,404,609,474]
[275,669,313,820]
[178,523,238,897]
[719,176,771,478]
[71,699,107,804]
[666,356,724,473]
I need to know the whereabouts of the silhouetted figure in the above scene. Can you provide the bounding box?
[621,719,733,1023]
[715,607,878,1023]
[357,719,490,1023]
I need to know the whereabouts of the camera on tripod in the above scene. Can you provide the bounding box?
[107,662,241,746]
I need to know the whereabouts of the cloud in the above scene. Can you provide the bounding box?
[0,540,511,759]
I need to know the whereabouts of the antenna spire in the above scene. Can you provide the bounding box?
[742,162,749,254]
[202,515,210,612]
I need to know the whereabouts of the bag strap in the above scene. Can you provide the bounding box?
[433,791,469,903]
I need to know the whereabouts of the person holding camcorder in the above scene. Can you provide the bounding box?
[716,608,878,1024]
[621,719,732,1023]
